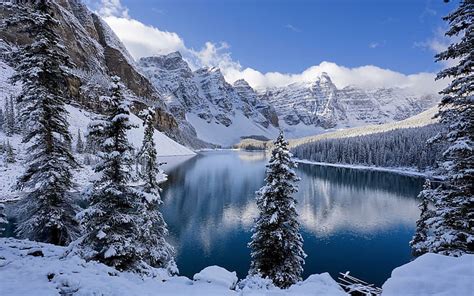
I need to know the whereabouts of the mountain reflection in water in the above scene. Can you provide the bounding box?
[160,150,423,287]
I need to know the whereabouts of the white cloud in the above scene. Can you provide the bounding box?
[91,0,447,95]
[369,42,380,49]
[96,0,129,18]
[103,16,186,58]
[285,24,301,33]
[414,27,459,68]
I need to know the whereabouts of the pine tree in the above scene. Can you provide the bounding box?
[80,76,149,272]
[10,1,79,246]
[417,0,474,256]
[136,109,176,271]
[249,132,306,288]
[5,140,15,164]
[76,129,84,154]
[410,180,435,256]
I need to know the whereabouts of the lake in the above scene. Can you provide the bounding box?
[160,150,424,287]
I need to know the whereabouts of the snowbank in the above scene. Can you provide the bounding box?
[0,238,346,296]
[193,266,238,289]
[381,253,474,296]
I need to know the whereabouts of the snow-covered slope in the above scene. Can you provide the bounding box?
[66,105,194,157]
[0,238,346,296]
[139,53,280,146]
[258,72,439,138]
[381,253,474,296]
[0,57,194,201]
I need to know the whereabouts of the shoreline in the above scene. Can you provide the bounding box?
[294,158,432,178]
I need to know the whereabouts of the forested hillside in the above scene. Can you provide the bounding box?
[291,125,445,171]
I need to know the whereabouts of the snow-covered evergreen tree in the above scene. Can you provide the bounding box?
[249,132,306,289]
[136,109,176,271]
[3,98,14,136]
[5,140,15,164]
[410,180,435,256]
[0,108,4,132]
[9,0,79,246]
[80,76,149,272]
[0,201,6,234]
[76,129,84,154]
[416,0,474,256]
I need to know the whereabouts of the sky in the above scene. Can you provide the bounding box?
[85,0,459,94]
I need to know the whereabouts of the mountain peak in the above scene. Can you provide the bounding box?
[233,79,251,88]
[138,51,190,72]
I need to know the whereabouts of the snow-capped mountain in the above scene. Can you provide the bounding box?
[139,53,280,146]
[140,50,439,143]
[258,72,439,136]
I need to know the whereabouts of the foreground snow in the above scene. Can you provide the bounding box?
[0,238,346,296]
[382,253,474,296]
[1,238,472,295]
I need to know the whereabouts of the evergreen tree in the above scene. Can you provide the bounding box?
[9,96,16,134]
[76,129,84,154]
[5,140,15,164]
[417,0,474,256]
[137,109,176,271]
[0,202,6,234]
[3,99,13,136]
[0,108,4,132]
[410,180,435,256]
[249,132,306,288]
[80,76,148,272]
[10,0,79,246]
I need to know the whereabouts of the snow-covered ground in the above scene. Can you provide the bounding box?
[1,238,472,295]
[382,253,474,296]
[65,104,194,157]
[294,159,433,178]
[0,238,346,296]
[187,112,279,147]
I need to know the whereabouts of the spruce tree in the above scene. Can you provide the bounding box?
[5,140,15,164]
[249,132,306,288]
[0,108,4,132]
[10,0,79,246]
[80,76,148,272]
[3,99,13,136]
[76,129,84,154]
[8,96,16,134]
[137,109,176,271]
[0,202,6,234]
[415,0,474,256]
[410,180,435,256]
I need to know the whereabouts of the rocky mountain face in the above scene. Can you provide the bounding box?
[139,53,280,145]
[258,72,439,130]
[0,0,208,148]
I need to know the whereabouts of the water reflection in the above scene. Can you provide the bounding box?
[161,151,424,286]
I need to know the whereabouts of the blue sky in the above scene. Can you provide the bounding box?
[89,0,457,93]
[116,0,456,74]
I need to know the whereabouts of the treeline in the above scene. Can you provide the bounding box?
[291,124,445,171]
